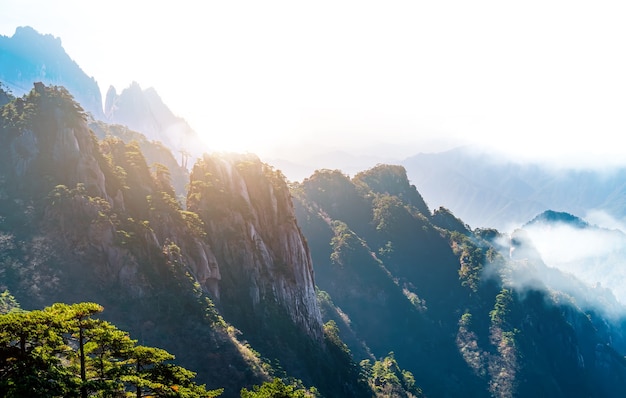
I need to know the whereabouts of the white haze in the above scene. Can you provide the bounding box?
[505,211,626,319]
[3,0,626,169]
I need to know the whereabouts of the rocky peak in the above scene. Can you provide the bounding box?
[105,82,207,162]
[0,26,104,119]
[353,164,431,217]
[0,83,108,200]
[188,154,324,341]
[104,85,117,117]
[525,210,590,229]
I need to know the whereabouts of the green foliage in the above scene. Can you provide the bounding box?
[353,164,430,217]
[490,289,513,326]
[372,194,405,232]
[0,302,223,397]
[0,291,21,314]
[329,221,360,265]
[240,378,315,398]
[153,162,176,198]
[360,353,424,398]
[449,231,485,292]
[0,83,85,134]
[322,320,346,352]
[432,207,470,235]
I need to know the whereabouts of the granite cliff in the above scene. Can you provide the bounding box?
[187,154,323,340]
[0,83,356,396]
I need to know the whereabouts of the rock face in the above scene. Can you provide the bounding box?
[0,83,332,394]
[1,83,107,200]
[104,82,207,162]
[188,154,324,340]
[0,83,220,297]
[0,26,104,119]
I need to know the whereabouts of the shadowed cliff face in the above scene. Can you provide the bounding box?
[0,84,216,295]
[1,86,324,343]
[293,166,626,398]
[187,154,323,341]
[0,84,332,395]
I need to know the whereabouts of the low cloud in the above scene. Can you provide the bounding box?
[496,212,626,319]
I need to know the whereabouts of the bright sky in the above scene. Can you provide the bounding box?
[3,0,626,166]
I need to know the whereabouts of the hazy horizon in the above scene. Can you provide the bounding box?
[3,1,626,170]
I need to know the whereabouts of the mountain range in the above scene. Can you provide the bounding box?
[0,26,207,163]
[1,26,626,397]
[401,147,626,230]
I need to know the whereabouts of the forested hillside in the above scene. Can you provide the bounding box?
[0,83,370,397]
[2,40,626,396]
[292,165,626,397]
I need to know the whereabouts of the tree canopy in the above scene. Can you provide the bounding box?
[0,301,222,397]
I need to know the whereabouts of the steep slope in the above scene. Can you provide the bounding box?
[293,167,486,396]
[293,165,626,397]
[0,83,370,397]
[0,83,257,395]
[187,155,322,339]
[518,210,626,313]
[186,155,370,397]
[0,26,104,119]
[105,82,207,160]
[89,120,190,199]
[501,228,626,397]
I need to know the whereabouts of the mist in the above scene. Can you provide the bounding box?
[500,211,626,320]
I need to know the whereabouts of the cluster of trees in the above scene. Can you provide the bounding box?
[0,300,222,397]
[360,353,423,398]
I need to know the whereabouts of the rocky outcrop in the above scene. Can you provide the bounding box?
[0,26,104,119]
[105,82,207,161]
[353,164,431,217]
[0,84,212,294]
[1,83,109,200]
[188,153,324,340]
[2,85,322,343]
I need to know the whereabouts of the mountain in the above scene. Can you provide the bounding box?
[266,150,400,183]
[401,146,626,230]
[88,120,190,199]
[105,82,208,161]
[3,27,626,397]
[519,210,626,312]
[292,165,626,397]
[0,26,207,175]
[0,83,368,397]
[525,210,590,229]
[0,26,104,119]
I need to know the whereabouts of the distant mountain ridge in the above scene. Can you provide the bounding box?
[105,82,207,161]
[525,210,590,229]
[0,82,367,397]
[0,26,207,170]
[292,166,626,397]
[402,146,626,230]
[0,26,104,119]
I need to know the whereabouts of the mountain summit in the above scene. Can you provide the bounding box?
[524,210,590,229]
[0,26,208,167]
[105,82,207,161]
[0,26,103,119]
